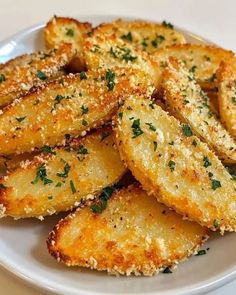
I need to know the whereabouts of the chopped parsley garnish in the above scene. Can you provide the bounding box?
[109,47,117,58]
[145,122,156,131]
[208,73,216,82]
[80,71,87,80]
[153,141,158,151]
[162,267,172,274]
[16,116,26,123]
[141,38,148,49]
[151,35,165,48]
[208,172,213,178]
[213,219,219,228]
[169,141,174,145]
[162,20,174,29]
[195,250,206,256]
[192,139,197,146]
[122,48,137,62]
[183,98,190,104]
[41,145,56,155]
[56,160,71,178]
[211,179,221,190]
[70,180,76,194]
[90,186,115,213]
[36,70,47,81]
[55,182,62,187]
[66,28,74,37]
[190,65,197,73]
[0,183,7,189]
[203,156,211,168]
[105,69,116,91]
[204,55,211,62]
[118,112,123,119]
[232,96,236,105]
[182,124,193,137]
[48,195,53,200]
[51,94,71,111]
[226,166,236,181]
[100,131,110,141]
[121,32,133,42]
[77,144,89,161]
[31,164,53,185]
[131,119,143,138]
[0,73,6,83]
[82,119,88,126]
[168,160,175,172]
[81,105,89,115]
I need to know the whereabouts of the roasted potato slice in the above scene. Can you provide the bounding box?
[152,44,234,90]
[0,128,126,218]
[0,44,75,107]
[0,67,153,155]
[44,16,92,72]
[83,27,161,87]
[217,59,236,139]
[114,95,236,232]
[47,184,208,276]
[162,57,236,163]
[96,19,185,54]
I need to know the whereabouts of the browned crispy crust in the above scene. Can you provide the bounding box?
[47,184,208,276]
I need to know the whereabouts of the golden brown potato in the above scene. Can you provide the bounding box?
[0,44,75,107]
[114,95,236,232]
[83,27,161,87]
[0,128,126,218]
[0,67,153,155]
[152,44,234,90]
[96,19,186,54]
[217,59,236,139]
[47,184,208,276]
[162,57,236,164]
[44,16,92,72]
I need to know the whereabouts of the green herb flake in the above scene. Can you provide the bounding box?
[66,28,74,37]
[81,105,89,115]
[122,48,137,62]
[41,145,56,155]
[109,47,117,58]
[0,183,7,189]
[51,94,66,111]
[168,160,175,172]
[183,99,190,104]
[153,141,158,151]
[211,179,221,190]
[203,156,211,168]
[145,122,156,131]
[82,119,88,126]
[162,267,172,274]
[162,20,174,29]
[90,186,115,213]
[118,112,123,119]
[80,71,87,80]
[100,131,110,141]
[151,35,165,48]
[36,70,47,81]
[213,219,219,228]
[182,124,193,137]
[131,119,144,138]
[0,73,6,83]
[55,182,62,187]
[70,180,76,194]
[232,96,236,105]
[105,69,116,91]
[192,139,197,146]
[56,161,71,178]
[31,164,53,185]
[48,195,53,200]
[195,250,206,256]
[190,65,197,73]
[16,116,26,123]
[121,31,133,42]
[208,73,216,82]
[77,144,89,161]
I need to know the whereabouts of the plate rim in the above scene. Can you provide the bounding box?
[0,14,234,295]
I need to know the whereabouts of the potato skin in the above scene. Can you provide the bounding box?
[0,128,126,218]
[0,43,75,107]
[47,184,208,276]
[152,43,234,90]
[114,95,236,232]
[44,16,92,72]
[162,57,236,164]
[0,67,153,155]
[217,59,236,139]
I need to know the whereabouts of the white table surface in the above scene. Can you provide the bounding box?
[0,0,235,294]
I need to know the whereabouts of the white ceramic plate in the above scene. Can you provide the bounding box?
[0,15,236,295]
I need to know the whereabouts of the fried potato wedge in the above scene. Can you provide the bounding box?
[217,59,236,139]
[0,128,126,218]
[47,184,208,276]
[152,44,234,89]
[162,58,236,163]
[0,67,153,155]
[83,27,161,87]
[0,44,75,107]
[44,16,92,72]
[96,19,186,54]
[114,95,236,231]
